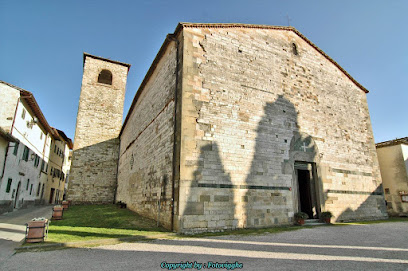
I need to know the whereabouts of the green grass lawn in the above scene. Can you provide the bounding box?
[336,216,408,225]
[24,204,408,247]
[183,224,316,238]
[42,204,170,244]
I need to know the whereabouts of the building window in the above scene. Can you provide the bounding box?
[21,108,26,119]
[13,142,19,155]
[37,183,41,196]
[41,160,45,171]
[54,145,57,153]
[98,69,113,85]
[26,179,30,190]
[292,43,298,56]
[30,184,33,195]
[22,146,29,161]
[34,155,40,167]
[6,179,12,193]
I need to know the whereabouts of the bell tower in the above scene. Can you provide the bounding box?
[68,53,130,204]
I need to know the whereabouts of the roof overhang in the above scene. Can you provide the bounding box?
[83,53,131,72]
[376,137,408,148]
[55,128,73,149]
[0,127,17,142]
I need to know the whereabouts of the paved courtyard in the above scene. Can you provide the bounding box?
[1,221,407,270]
[0,205,53,264]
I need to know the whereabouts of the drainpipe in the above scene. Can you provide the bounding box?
[169,34,180,232]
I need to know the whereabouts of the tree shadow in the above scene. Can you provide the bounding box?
[46,229,136,240]
[181,143,236,233]
[49,205,168,232]
[336,184,387,222]
[242,96,320,227]
[183,95,323,232]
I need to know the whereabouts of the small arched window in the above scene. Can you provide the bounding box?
[292,43,298,56]
[98,69,112,85]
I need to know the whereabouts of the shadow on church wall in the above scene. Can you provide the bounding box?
[183,95,323,231]
[335,184,387,222]
[242,95,322,227]
[183,143,235,230]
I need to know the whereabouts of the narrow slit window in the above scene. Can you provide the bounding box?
[292,43,298,56]
[98,70,113,85]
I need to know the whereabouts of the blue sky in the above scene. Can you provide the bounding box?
[0,0,407,143]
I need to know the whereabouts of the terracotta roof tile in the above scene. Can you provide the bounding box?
[376,137,408,148]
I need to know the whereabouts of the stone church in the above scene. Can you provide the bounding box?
[68,23,387,233]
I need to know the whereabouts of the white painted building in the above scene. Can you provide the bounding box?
[0,81,72,213]
[0,128,17,181]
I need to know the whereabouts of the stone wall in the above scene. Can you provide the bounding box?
[68,55,129,204]
[0,82,19,133]
[117,41,178,229]
[178,26,386,233]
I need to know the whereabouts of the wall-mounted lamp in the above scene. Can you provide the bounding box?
[26,117,38,128]
[30,153,36,160]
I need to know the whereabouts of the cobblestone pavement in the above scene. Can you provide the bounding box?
[0,205,53,264]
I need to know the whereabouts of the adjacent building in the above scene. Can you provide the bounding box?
[376,137,408,216]
[68,23,387,233]
[45,128,72,204]
[0,80,72,214]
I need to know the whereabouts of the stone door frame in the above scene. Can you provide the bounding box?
[294,161,321,219]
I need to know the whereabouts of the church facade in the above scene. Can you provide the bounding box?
[68,23,387,233]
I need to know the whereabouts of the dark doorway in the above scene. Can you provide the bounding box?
[40,184,44,200]
[297,169,313,218]
[49,188,55,204]
[14,181,21,208]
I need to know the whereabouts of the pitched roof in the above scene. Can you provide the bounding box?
[83,53,131,71]
[175,23,369,93]
[0,80,54,135]
[121,22,370,134]
[0,80,72,145]
[54,128,74,149]
[376,137,408,148]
